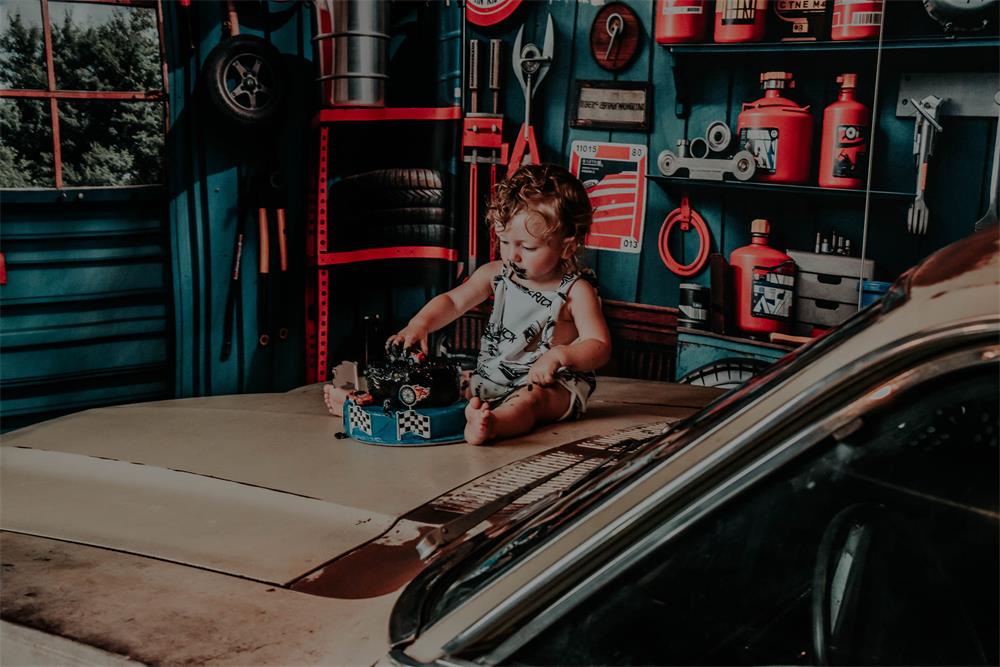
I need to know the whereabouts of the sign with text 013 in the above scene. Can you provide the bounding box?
[569,141,647,254]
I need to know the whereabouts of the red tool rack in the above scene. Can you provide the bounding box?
[306,106,462,383]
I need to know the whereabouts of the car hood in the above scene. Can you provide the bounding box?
[0,382,715,586]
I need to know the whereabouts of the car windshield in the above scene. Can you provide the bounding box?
[415,286,900,628]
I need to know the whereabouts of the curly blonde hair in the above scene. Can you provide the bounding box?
[485,164,593,271]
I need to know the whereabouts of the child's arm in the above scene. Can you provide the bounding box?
[389,261,501,353]
[528,279,612,385]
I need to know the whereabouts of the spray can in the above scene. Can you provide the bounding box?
[737,72,814,185]
[831,0,882,40]
[730,219,795,337]
[714,0,768,43]
[819,73,870,189]
[656,0,709,44]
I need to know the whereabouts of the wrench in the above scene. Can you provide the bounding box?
[508,14,554,174]
[907,94,944,236]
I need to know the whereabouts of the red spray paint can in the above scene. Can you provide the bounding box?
[655,0,709,44]
[714,0,768,43]
[831,0,882,40]
[819,73,870,189]
[737,71,814,185]
[730,219,795,337]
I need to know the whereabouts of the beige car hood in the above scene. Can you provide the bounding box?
[0,382,713,585]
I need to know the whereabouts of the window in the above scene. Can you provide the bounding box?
[510,362,999,666]
[0,0,166,188]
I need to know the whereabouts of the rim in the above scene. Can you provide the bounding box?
[222,53,275,112]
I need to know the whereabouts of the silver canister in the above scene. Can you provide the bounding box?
[314,0,389,107]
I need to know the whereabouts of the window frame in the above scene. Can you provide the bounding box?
[0,0,168,189]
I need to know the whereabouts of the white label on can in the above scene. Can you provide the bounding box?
[739,127,779,174]
[662,5,704,15]
[751,269,794,320]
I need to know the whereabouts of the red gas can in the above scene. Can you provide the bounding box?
[655,0,709,44]
[730,219,795,337]
[819,73,870,189]
[714,0,768,43]
[737,71,814,184]
[831,0,882,40]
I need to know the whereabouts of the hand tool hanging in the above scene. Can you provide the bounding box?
[255,165,291,348]
[907,94,945,236]
[463,39,508,273]
[507,14,554,176]
[221,174,250,361]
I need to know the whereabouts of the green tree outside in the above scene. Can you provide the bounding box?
[0,5,163,188]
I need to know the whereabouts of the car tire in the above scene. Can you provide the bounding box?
[202,35,286,130]
[678,357,771,389]
[328,169,445,211]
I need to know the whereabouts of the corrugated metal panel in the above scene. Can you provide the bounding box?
[0,190,171,431]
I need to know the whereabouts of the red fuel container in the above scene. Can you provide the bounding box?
[737,71,814,185]
[831,0,882,40]
[714,0,768,43]
[819,73,870,189]
[655,0,709,44]
[730,219,795,337]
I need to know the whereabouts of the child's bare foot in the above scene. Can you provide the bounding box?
[464,397,495,445]
[323,384,348,417]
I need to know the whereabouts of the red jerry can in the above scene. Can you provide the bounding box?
[714,0,768,43]
[819,73,870,189]
[737,71,814,185]
[831,0,882,41]
[730,219,795,337]
[655,0,709,44]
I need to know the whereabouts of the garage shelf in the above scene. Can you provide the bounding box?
[664,35,999,56]
[647,175,914,201]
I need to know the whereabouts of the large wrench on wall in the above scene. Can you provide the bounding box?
[507,14,553,175]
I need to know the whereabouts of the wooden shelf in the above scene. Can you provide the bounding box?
[647,175,913,201]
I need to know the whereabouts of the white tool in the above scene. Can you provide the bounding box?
[907,94,945,236]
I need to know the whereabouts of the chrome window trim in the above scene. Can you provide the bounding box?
[477,342,999,665]
[419,319,998,662]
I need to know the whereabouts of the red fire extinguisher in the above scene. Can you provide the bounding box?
[819,73,870,189]
[831,0,882,41]
[737,71,814,185]
[714,0,768,43]
[656,0,709,44]
[730,219,795,337]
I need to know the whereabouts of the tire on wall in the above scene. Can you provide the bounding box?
[202,35,286,131]
[328,169,445,212]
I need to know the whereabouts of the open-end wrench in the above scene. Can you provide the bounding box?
[907,94,944,236]
[508,14,553,175]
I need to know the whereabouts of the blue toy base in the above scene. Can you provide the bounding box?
[343,399,468,447]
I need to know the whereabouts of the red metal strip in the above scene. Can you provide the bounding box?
[316,269,329,382]
[315,107,461,125]
[0,90,165,100]
[58,0,157,6]
[316,247,458,265]
[317,126,329,254]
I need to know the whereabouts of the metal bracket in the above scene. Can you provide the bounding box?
[896,73,1000,118]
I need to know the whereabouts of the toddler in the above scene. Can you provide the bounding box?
[388,163,611,445]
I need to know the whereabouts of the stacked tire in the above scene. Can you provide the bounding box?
[327,168,452,253]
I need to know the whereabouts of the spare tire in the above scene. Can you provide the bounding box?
[336,206,446,228]
[202,35,286,131]
[332,223,453,250]
[328,168,444,211]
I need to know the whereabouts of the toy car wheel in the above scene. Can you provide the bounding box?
[398,385,418,407]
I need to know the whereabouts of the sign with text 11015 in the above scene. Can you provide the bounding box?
[570,141,647,254]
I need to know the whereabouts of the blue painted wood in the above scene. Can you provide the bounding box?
[0,196,170,430]
[675,330,789,381]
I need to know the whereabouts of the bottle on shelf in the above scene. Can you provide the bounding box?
[819,73,870,189]
[655,0,709,44]
[831,0,883,41]
[729,219,795,338]
[714,0,768,43]
[737,71,814,185]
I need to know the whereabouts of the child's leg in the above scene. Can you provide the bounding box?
[464,384,572,445]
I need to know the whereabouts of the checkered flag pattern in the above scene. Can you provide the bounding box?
[396,409,431,440]
[348,404,372,436]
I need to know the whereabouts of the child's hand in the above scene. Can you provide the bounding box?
[528,349,565,386]
[387,323,429,354]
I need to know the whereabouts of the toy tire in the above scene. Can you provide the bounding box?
[202,35,286,131]
[657,150,678,176]
[678,357,771,389]
[732,150,756,181]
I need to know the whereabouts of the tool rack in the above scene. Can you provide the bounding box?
[305,106,462,384]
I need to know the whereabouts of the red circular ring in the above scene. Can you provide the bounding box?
[658,207,711,277]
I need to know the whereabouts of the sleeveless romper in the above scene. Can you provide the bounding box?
[469,264,597,421]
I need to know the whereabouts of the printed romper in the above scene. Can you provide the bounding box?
[469,264,597,421]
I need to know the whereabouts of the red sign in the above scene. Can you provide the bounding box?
[569,141,647,254]
[466,0,523,27]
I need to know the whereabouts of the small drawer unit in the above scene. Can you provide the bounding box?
[788,251,874,330]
